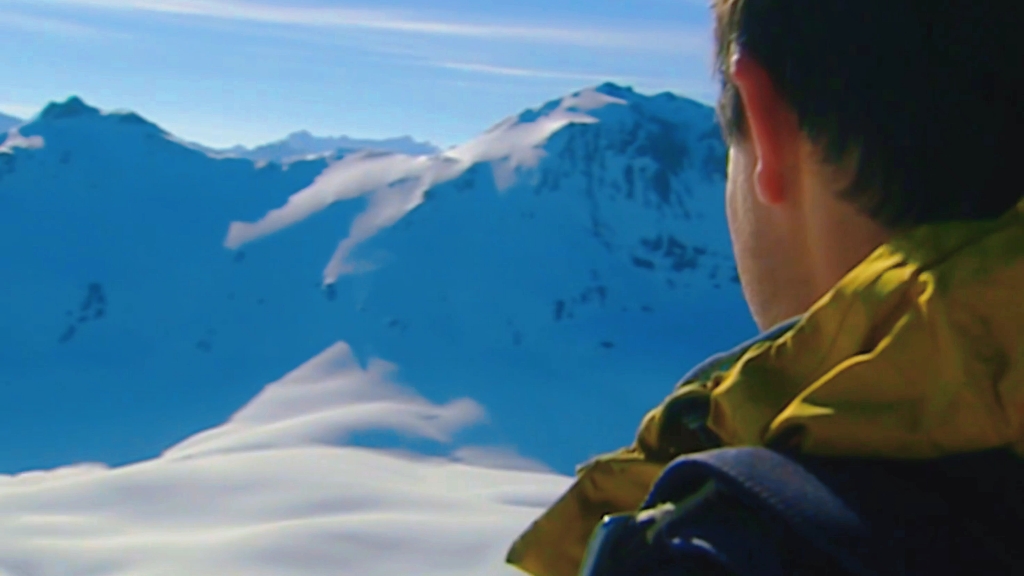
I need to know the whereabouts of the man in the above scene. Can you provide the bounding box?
[508,1,1024,575]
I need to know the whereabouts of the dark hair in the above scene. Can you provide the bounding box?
[713,0,1024,228]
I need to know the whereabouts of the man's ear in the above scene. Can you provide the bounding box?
[730,50,801,207]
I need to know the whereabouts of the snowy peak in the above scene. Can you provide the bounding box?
[38,96,102,121]
[27,96,167,138]
[510,83,714,129]
[477,82,726,207]
[592,82,688,107]
[593,82,711,111]
[509,86,624,126]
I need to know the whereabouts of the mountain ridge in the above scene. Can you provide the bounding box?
[4,95,440,163]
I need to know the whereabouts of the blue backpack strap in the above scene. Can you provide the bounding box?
[643,447,882,576]
[580,447,886,576]
[581,446,1024,576]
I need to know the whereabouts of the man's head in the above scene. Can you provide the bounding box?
[712,1,1024,329]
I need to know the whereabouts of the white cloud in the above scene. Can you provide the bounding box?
[0,129,45,154]
[0,8,132,40]
[433,61,671,85]
[0,10,106,37]
[164,341,489,459]
[223,150,445,277]
[0,342,570,575]
[26,0,707,51]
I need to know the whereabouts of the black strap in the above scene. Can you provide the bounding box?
[581,446,1024,576]
[651,447,1024,576]
[580,447,875,576]
[643,447,882,576]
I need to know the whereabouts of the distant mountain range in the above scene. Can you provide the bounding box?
[2,103,439,162]
[214,130,441,161]
[0,85,754,478]
[0,111,22,132]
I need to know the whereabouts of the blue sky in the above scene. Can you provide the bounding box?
[0,0,718,148]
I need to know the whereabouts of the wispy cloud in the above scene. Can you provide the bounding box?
[0,340,568,575]
[0,9,110,37]
[430,60,719,108]
[165,341,489,459]
[433,61,670,85]
[26,0,706,52]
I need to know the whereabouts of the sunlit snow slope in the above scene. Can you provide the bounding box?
[0,84,755,475]
[0,343,572,576]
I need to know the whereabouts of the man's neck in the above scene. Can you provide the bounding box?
[806,198,892,307]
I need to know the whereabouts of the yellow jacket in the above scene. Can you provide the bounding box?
[508,198,1024,576]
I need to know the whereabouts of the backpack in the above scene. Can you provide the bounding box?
[578,446,1024,576]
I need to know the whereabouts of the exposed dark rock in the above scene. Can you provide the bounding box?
[554,300,566,321]
[640,234,665,253]
[64,283,106,338]
[623,164,636,199]
[632,256,655,270]
[665,237,700,272]
[0,153,15,183]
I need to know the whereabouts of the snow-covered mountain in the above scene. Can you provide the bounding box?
[0,85,755,481]
[218,130,440,163]
[0,111,22,133]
